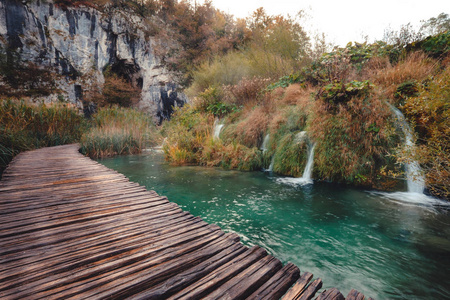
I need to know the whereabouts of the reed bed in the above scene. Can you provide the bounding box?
[0,99,86,174]
[80,106,160,158]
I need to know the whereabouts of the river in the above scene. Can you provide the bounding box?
[99,152,450,299]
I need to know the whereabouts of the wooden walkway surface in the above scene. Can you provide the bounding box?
[0,144,372,300]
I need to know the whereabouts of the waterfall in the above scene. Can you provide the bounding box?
[261,134,270,152]
[370,105,444,207]
[390,105,425,194]
[268,156,275,172]
[301,143,316,181]
[276,141,316,186]
[213,119,224,140]
[262,134,274,173]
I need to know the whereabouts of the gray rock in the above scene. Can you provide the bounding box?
[0,0,187,120]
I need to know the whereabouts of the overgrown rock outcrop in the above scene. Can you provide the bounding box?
[0,0,187,120]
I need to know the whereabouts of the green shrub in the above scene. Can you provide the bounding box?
[318,80,374,106]
[410,31,450,58]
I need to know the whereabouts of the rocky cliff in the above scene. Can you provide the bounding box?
[0,0,187,121]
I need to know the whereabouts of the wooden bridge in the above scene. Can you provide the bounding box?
[0,145,372,299]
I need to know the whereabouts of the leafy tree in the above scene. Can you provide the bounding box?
[420,13,450,36]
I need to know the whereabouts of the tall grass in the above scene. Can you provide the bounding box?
[0,99,86,175]
[371,51,437,100]
[80,106,160,158]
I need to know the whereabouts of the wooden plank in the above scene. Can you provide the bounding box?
[316,288,345,300]
[0,202,179,251]
[0,193,168,227]
[0,218,213,290]
[170,246,268,299]
[346,289,366,300]
[202,254,282,299]
[1,225,223,298]
[247,262,300,300]
[76,233,241,300]
[128,234,245,299]
[0,188,152,215]
[29,230,230,299]
[297,278,323,300]
[0,185,149,209]
[282,272,314,300]
[0,199,172,239]
[0,212,195,272]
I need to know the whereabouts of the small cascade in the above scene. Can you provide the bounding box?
[213,119,224,140]
[390,105,425,194]
[301,143,316,182]
[276,141,316,186]
[261,134,270,152]
[268,156,275,172]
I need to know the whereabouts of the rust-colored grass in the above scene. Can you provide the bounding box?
[228,106,270,148]
[372,52,437,98]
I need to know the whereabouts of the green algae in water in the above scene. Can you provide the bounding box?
[98,152,450,299]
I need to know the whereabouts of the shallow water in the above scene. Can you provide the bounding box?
[99,152,450,299]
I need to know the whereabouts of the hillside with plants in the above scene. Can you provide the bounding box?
[162,12,450,200]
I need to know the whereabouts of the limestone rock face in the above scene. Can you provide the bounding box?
[0,0,187,120]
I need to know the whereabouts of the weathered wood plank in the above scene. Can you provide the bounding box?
[247,262,300,300]
[0,193,168,228]
[282,272,314,300]
[128,235,245,299]
[346,289,367,300]
[169,246,268,299]
[0,212,195,273]
[0,202,178,251]
[316,288,345,300]
[1,225,223,298]
[0,218,214,291]
[297,278,323,300]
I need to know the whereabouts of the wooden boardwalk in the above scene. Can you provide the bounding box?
[0,144,372,299]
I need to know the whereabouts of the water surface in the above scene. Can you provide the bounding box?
[99,152,450,299]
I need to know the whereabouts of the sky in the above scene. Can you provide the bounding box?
[202,0,449,46]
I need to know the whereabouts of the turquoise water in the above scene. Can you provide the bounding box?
[99,152,450,299]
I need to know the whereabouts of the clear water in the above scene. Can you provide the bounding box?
[99,152,450,299]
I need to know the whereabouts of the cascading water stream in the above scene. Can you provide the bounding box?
[213,119,224,140]
[390,105,425,194]
[261,134,270,152]
[268,156,275,172]
[276,139,316,186]
[261,134,275,173]
[370,104,446,207]
[301,143,316,182]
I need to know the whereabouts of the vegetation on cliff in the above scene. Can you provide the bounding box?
[163,19,450,199]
